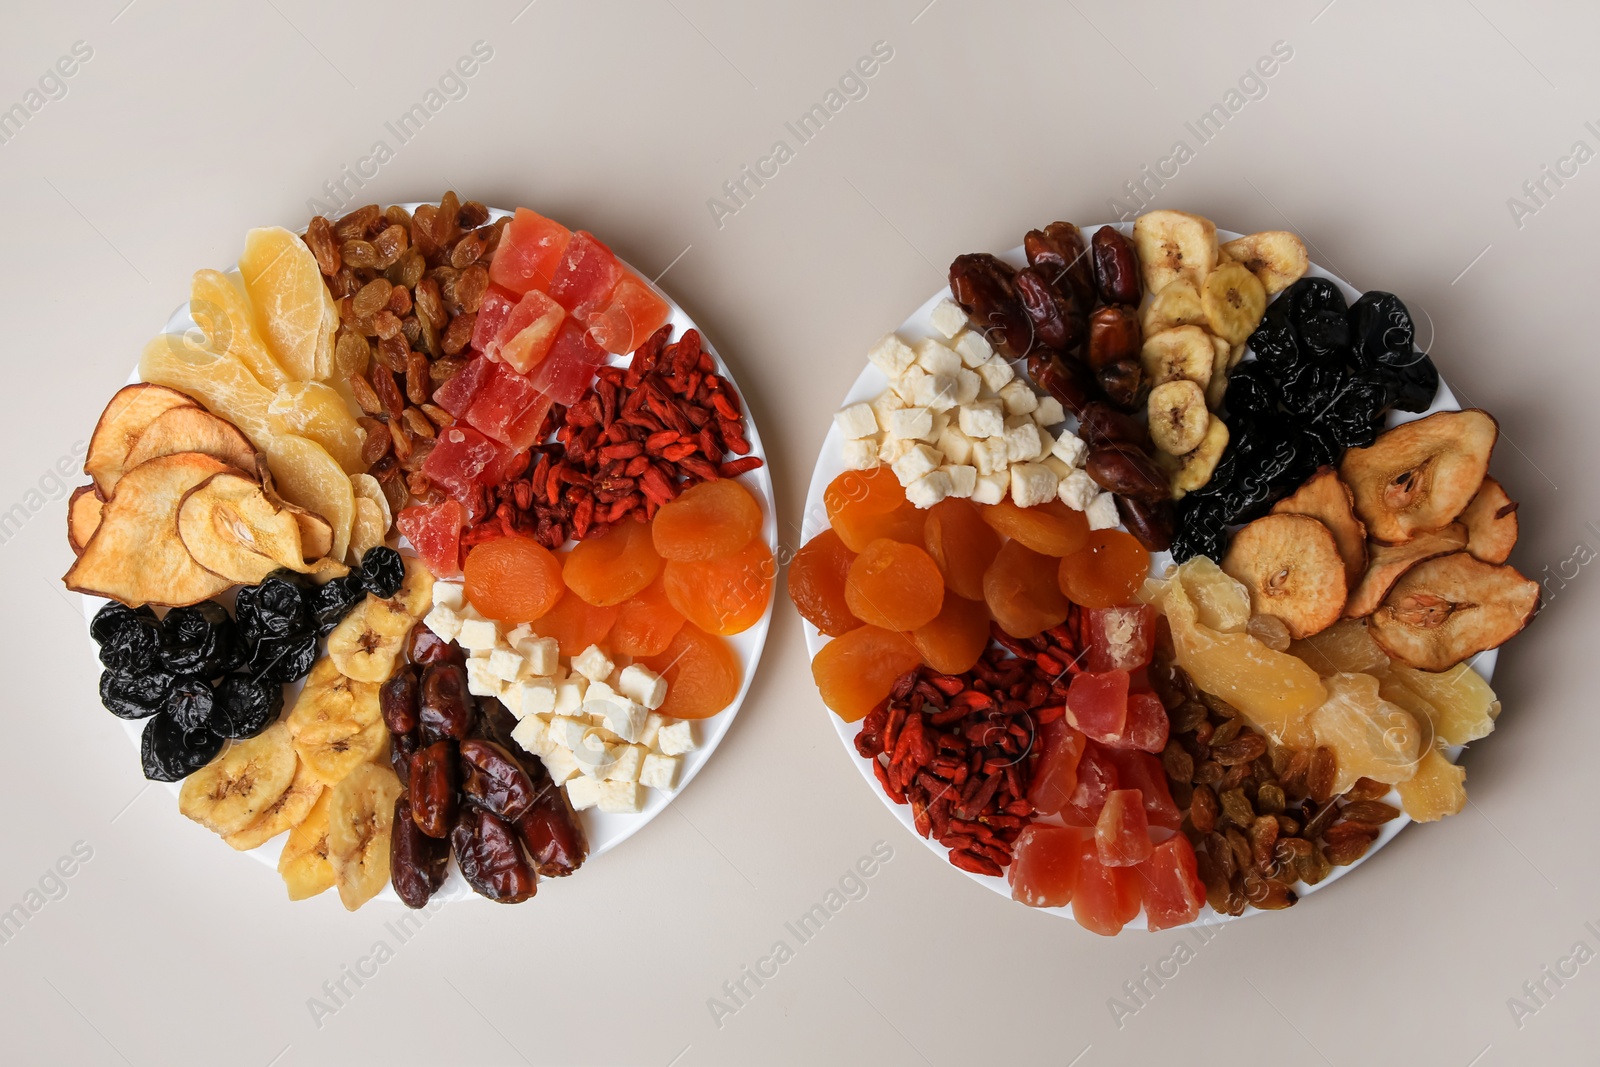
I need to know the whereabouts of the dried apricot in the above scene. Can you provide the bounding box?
[826,467,925,552]
[662,537,775,636]
[651,479,762,561]
[846,539,945,631]
[563,519,661,606]
[810,626,922,722]
[910,596,991,674]
[985,539,1070,638]
[1059,530,1151,609]
[639,625,741,719]
[923,498,1001,600]
[979,499,1090,557]
[609,574,687,657]
[787,530,860,637]
[462,536,564,625]
[528,586,619,656]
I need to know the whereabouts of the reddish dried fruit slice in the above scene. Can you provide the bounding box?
[397,500,465,579]
[985,540,1070,638]
[1340,409,1498,543]
[463,536,565,625]
[652,479,761,561]
[1459,476,1519,564]
[1272,466,1368,587]
[563,519,662,606]
[909,596,990,674]
[1096,788,1153,867]
[788,530,860,638]
[489,208,572,296]
[1009,824,1092,909]
[1136,835,1206,931]
[1106,749,1182,831]
[1061,741,1120,827]
[1058,530,1150,610]
[810,626,922,722]
[639,625,741,719]
[662,537,775,636]
[609,574,687,657]
[923,497,1001,601]
[979,499,1090,557]
[1120,692,1170,754]
[846,539,945,631]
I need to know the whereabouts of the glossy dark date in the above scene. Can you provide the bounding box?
[1091,226,1142,305]
[418,662,473,743]
[1013,265,1083,353]
[1087,445,1169,503]
[1076,401,1148,450]
[408,740,459,838]
[459,739,537,822]
[1096,359,1144,412]
[452,807,537,903]
[1026,353,1095,420]
[948,253,1032,359]
[380,664,419,735]
[1023,222,1095,310]
[391,795,448,909]
[1086,305,1141,370]
[1115,495,1176,552]
[406,625,465,667]
[515,780,589,878]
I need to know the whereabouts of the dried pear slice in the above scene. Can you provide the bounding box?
[84,383,199,496]
[1340,410,1498,543]
[1459,476,1519,564]
[124,406,257,476]
[1221,514,1347,639]
[295,510,334,562]
[63,453,238,608]
[67,486,102,554]
[178,471,315,584]
[1367,551,1539,671]
[1272,466,1368,587]
[1344,522,1468,619]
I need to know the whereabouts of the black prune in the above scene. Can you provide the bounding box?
[99,669,174,720]
[245,632,319,683]
[1295,309,1352,364]
[1279,363,1346,419]
[1222,362,1279,422]
[1247,299,1300,372]
[1171,498,1232,563]
[359,546,405,599]
[1373,348,1439,413]
[159,601,240,677]
[212,674,283,739]
[310,573,366,635]
[235,571,314,645]
[166,676,216,731]
[91,602,162,674]
[1285,277,1348,321]
[1347,291,1415,368]
[141,712,224,782]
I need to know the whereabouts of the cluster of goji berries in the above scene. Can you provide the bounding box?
[855,619,1086,878]
[460,326,763,550]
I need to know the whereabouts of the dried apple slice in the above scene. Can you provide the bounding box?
[1340,410,1498,543]
[1344,522,1468,619]
[1221,514,1347,639]
[84,383,199,495]
[123,406,257,477]
[67,486,103,555]
[1367,551,1539,671]
[1460,476,1519,564]
[64,453,238,607]
[189,268,287,389]
[1272,467,1368,587]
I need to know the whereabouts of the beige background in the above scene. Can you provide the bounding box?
[1,1,1596,1064]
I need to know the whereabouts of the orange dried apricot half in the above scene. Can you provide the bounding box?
[979,499,1090,557]
[462,536,565,625]
[640,625,741,719]
[985,539,1070,638]
[845,538,945,631]
[652,478,762,561]
[810,625,922,722]
[787,529,860,638]
[911,596,992,675]
[662,537,775,636]
[609,574,687,657]
[563,518,662,606]
[923,498,1001,601]
[1058,530,1151,610]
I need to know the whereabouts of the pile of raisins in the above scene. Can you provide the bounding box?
[1171,282,1439,562]
[94,547,406,782]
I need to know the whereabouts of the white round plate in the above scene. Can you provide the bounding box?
[801,222,1495,930]
[81,204,777,905]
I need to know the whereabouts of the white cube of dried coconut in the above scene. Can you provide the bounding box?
[1010,463,1059,509]
[572,644,614,684]
[868,333,917,379]
[597,779,644,814]
[870,389,905,421]
[930,298,969,338]
[924,410,950,443]
[834,402,879,440]
[618,664,667,710]
[553,676,587,715]
[1058,469,1099,511]
[878,436,914,465]
[487,647,524,684]
[971,471,1008,505]
[431,582,464,611]
[955,368,982,405]
[595,698,647,744]
[941,464,977,499]
[958,399,1006,440]
[892,364,927,403]
[549,714,591,751]
[1035,428,1057,462]
[517,635,560,677]
[605,744,647,784]
[886,406,933,441]
[656,720,695,756]
[937,425,975,465]
[456,616,498,652]
[1086,492,1121,530]
[465,657,501,698]
[1004,419,1044,465]
[912,374,959,412]
[905,469,953,509]
[513,677,557,720]
[423,604,462,643]
[954,329,993,368]
[510,714,553,756]
[1052,431,1088,469]
[975,355,1015,394]
[1043,455,1073,480]
[640,752,682,791]
[1032,396,1066,427]
[891,443,942,486]
[639,713,666,750]
[999,379,1040,416]
[565,775,603,810]
[915,338,962,377]
[842,438,880,471]
[542,746,582,785]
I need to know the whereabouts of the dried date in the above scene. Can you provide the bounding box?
[459,739,537,822]
[1091,226,1142,305]
[418,662,473,742]
[451,807,537,903]
[408,740,459,838]
[391,795,449,908]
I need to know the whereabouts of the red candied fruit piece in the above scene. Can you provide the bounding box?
[1061,741,1119,827]
[433,356,495,418]
[464,361,552,451]
[1009,824,1092,909]
[396,500,465,579]
[1071,835,1142,936]
[421,426,512,504]
[547,231,624,323]
[1026,717,1087,817]
[1107,749,1183,831]
[1096,788,1154,868]
[1085,604,1155,672]
[489,208,572,296]
[588,274,672,355]
[471,284,518,356]
[530,317,610,407]
[1136,836,1206,932]
[1065,669,1130,745]
[1123,691,1169,754]
[492,289,566,374]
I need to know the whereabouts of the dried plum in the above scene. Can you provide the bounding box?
[359,546,405,599]
[1223,361,1279,422]
[245,632,318,683]
[1248,299,1299,372]
[99,669,174,720]
[1295,309,1352,363]
[91,602,162,674]
[310,573,366,635]
[212,674,283,739]
[1372,348,1438,413]
[1285,277,1347,321]
[166,676,216,731]
[1348,291,1414,365]
[159,602,240,677]
[1279,363,1345,419]
[235,572,314,646]
[141,712,223,782]
[1171,498,1232,563]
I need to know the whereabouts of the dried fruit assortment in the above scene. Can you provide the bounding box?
[69,195,770,911]
[806,209,1536,932]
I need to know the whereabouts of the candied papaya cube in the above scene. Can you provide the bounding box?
[1066,670,1129,745]
[1107,749,1182,831]
[489,207,572,295]
[1026,718,1087,817]
[396,500,465,579]
[1096,788,1153,867]
[422,426,512,504]
[1085,604,1155,672]
[472,284,519,355]
[589,274,672,355]
[1071,837,1142,935]
[1061,741,1119,827]
[433,356,495,418]
[464,361,549,450]
[547,230,623,322]
[1009,824,1092,909]
[1136,835,1206,931]
[530,317,610,407]
[494,289,566,373]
